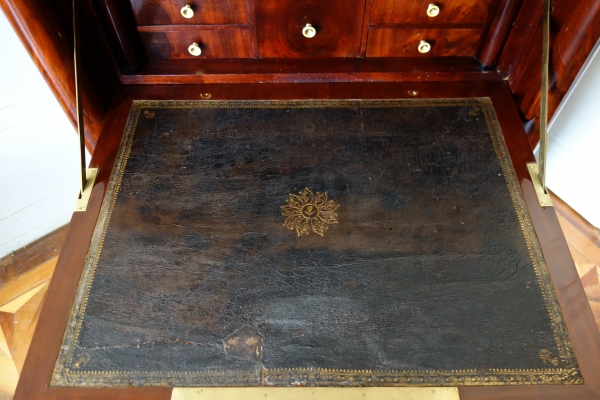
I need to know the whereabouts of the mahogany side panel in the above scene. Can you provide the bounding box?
[366,28,482,57]
[0,0,119,150]
[254,0,365,58]
[139,28,253,59]
[92,0,146,73]
[501,0,600,146]
[370,0,493,24]
[475,0,522,69]
[131,0,250,25]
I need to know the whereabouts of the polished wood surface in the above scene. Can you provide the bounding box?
[500,0,600,146]
[0,226,67,288]
[370,0,493,24]
[11,81,600,399]
[93,0,146,73]
[254,0,365,58]
[475,0,522,68]
[131,0,249,25]
[366,28,482,57]
[120,57,503,85]
[139,28,253,59]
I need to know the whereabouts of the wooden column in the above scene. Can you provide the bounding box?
[475,0,523,70]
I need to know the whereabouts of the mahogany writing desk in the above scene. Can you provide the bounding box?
[1,0,599,398]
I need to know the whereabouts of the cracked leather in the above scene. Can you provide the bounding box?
[56,101,579,387]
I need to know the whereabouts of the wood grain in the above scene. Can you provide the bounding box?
[0,259,56,307]
[139,28,253,59]
[370,0,494,24]
[120,57,502,85]
[366,28,482,57]
[11,81,600,399]
[255,0,365,58]
[131,0,250,25]
[500,0,600,146]
[475,0,522,68]
[92,0,146,73]
[0,226,67,288]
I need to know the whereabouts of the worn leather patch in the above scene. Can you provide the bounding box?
[51,100,581,387]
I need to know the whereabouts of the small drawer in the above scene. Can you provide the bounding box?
[370,0,494,24]
[131,0,249,25]
[255,0,364,58]
[139,28,253,59]
[366,28,482,57]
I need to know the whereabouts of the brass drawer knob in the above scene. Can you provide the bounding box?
[188,42,201,56]
[181,5,194,18]
[418,40,431,53]
[427,3,440,17]
[302,23,317,38]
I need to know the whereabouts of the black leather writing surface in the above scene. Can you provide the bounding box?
[52,100,581,387]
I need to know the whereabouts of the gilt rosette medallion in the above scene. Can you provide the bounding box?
[281,188,339,236]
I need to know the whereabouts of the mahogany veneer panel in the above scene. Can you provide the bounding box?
[255,0,365,58]
[366,28,482,57]
[139,28,252,59]
[370,0,494,24]
[131,0,249,25]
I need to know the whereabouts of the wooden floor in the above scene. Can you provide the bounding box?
[0,196,598,399]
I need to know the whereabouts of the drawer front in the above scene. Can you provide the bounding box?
[131,0,249,25]
[139,29,253,59]
[255,0,365,58]
[366,28,482,57]
[370,0,494,24]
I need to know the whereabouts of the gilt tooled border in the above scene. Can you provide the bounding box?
[50,99,582,387]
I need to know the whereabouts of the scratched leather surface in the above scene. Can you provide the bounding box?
[58,101,579,386]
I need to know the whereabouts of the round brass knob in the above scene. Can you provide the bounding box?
[427,3,440,17]
[188,42,201,56]
[181,5,194,18]
[418,40,431,54]
[302,24,317,38]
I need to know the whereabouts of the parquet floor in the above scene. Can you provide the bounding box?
[0,196,598,398]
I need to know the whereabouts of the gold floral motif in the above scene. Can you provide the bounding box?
[143,110,155,119]
[539,349,559,366]
[281,188,339,236]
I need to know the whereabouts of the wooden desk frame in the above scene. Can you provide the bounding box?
[13,81,600,400]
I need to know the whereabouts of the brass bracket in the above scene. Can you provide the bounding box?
[172,387,459,400]
[74,168,98,212]
[527,163,553,207]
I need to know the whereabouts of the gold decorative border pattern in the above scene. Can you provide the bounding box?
[50,99,582,387]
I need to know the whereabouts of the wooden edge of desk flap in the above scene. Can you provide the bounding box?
[172,387,459,400]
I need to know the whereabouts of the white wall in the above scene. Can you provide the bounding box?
[0,11,86,258]
[545,37,600,228]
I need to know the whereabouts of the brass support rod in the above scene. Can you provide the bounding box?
[539,0,550,193]
[73,0,86,198]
